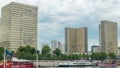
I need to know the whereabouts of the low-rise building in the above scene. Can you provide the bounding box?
[91,45,100,53]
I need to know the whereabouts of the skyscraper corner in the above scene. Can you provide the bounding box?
[65,27,88,54]
[99,20,118,55]
[0,2,38,51]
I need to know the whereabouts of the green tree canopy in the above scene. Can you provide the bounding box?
[99,52,107,61]
[17,45,36,54]
[0,54,3,61]
[108,53,116,59]
[0,47,4,61]
[16,45,36,60]
[0,47,4,54]
[91,52,107,61]
[91,53,96,60]
[42,45,51,55]
[53,48,61,56]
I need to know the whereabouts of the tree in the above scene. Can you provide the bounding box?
[53,48,61,56]
[108,53,116,59]
[78,54,82,59]
[16,45,36,60]
[71,54,79,60]
[38,54,43,60]
[42,46,51,55]
[82,53,87,59]
[99,52,107,61]
[52,54,57,60]
[86,54,89,60]
[0,54,3,61]
[11,50,14,55]
[61,54,67,60]
[0,47,4,54]
[68,54,72,60]
[91,52,107,61]
[0,47,4,61]
[91,53,100,60]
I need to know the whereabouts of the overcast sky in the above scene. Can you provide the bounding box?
[0,0,120,51]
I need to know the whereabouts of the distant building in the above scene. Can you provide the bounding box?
[118,47,120,56]
[65,27,88,54]
[91,45,100,53]
[0,2,38,51]
[51,40,61,54]
[60,44,65,54]
[99,20,118,55]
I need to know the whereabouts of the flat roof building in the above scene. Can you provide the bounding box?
[99,20,118,55]
[0,2,38,51]
[65,27,88,54]
[91,45,100,53]
[51,40,61,54]
[118,47,120,56]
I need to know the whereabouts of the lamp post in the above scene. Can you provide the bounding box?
[36,50,39,68]
[4,47,6,68]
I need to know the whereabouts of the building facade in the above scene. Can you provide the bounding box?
[118,47,120,56]
[0,2,37,51]
[65,27,88,54]
[60,44,65,54]
[51,40,61,54]
[99,20,118,55]
[91,45,100,53]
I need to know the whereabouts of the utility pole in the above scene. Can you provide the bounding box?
[36,50,38,68]
[4,47,6,68]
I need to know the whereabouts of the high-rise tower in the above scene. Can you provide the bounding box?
[99,20,118,55]
[65,27,88,54]
[0,2,37,51]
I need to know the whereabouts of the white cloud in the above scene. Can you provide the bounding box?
[37,0,120,50]
[1,0,120,50]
